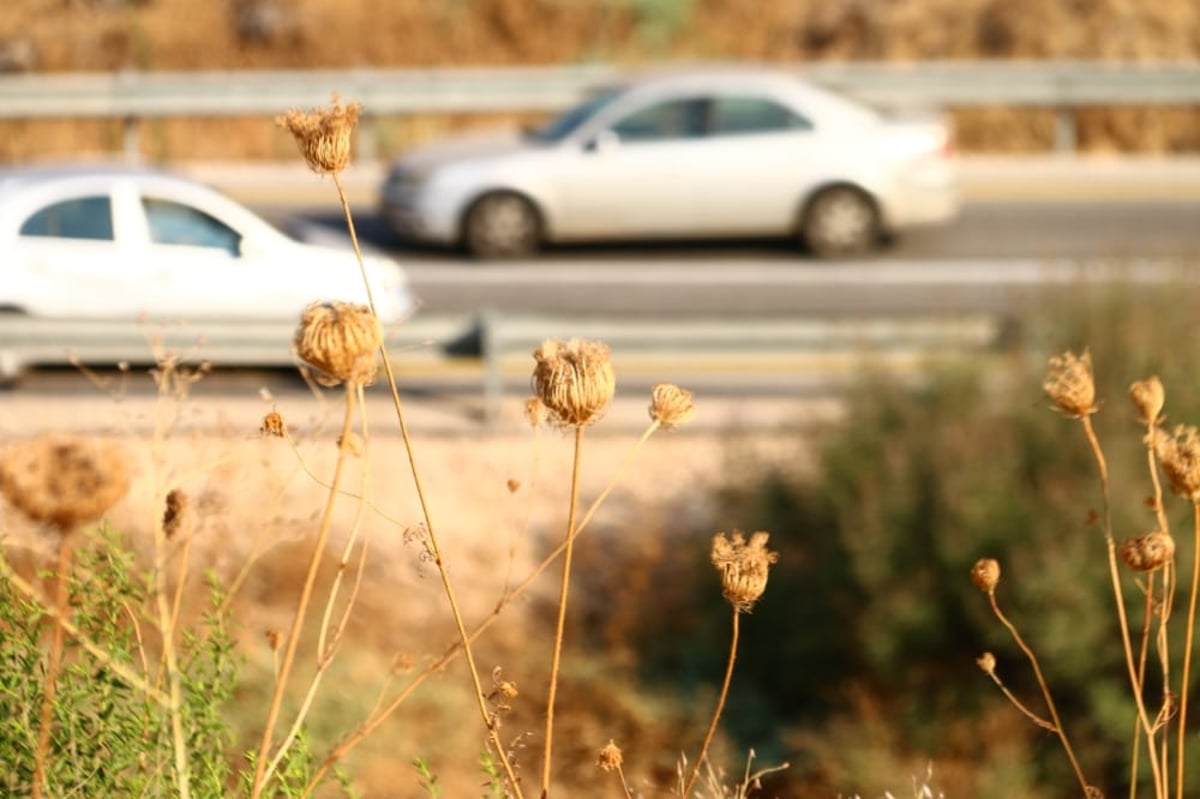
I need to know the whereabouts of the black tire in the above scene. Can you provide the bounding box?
[463,192,542,260]
[801,186,879,258]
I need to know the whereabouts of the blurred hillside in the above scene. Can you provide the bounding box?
[2,0,1200,157]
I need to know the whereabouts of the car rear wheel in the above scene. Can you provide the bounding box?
[802,186,879,258]
[463,192,541,260]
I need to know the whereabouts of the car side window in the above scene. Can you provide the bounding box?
[143,197,241,256]
[710,96,813,136]
[19,195,114,241]
[610,98,708,142]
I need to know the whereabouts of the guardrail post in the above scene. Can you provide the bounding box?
[1054,105,1077,154]
[479,309,503,430]
[122,115,141,161]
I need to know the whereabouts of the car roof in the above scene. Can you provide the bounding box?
[0,161,183,192]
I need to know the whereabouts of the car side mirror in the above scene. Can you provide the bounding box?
[585,130,620,154]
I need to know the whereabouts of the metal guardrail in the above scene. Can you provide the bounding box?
[0,311,1004,426]
[2,61,1198,154]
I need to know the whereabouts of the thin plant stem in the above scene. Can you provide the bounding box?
[1176,501,1200,799]
[1081,415,1165,789]
[541,424,585,798]
[301,421,663,796]
[683,606,740,798]
[266,384,374,783]
[1130,572,1156,799]
[989,592,1091,795]
[981,670,1054,731]
[31,530,74,799]
[332,173,523,797]
[249,384,356,798]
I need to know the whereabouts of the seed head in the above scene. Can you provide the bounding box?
[597,740,624,772]
[1156,424,1200,502]
[294,301,383,386]
[1119,531,1176,572]
[531,338,615,427]
[1130,376,1165,425]
[0,435,131,530]
[976,651,997,676]
[710,530,778,613]
[1043,349,1096,418]
[162,488,188,540]
[337,432,364,456]
[275,94,362,175]
[971,558,1000,594]
[649,383,695,429]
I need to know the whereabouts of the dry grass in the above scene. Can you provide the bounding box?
[2,0,1200,160]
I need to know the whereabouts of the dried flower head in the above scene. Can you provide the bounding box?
[710,530,779,612]
[976,651,997,676]
[294,301,382,385]
[1043,349,1096,417]
[1130,376,1165,425]
[531,338,615,427]
[597,740,624,772]
[0,435,131,529]
[649,383,695,429]
[506,478,521,493]
[261,409,287,438]
[1157,424,1200,501]
[265,629,282,652]
[162,488,188,540]
[275,94,362,175]
[971,558,1000,594]
[1119,531,1176,572]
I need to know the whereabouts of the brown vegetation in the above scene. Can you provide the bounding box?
[2,0,1200,159]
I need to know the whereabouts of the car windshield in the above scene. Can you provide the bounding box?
[525,88,621,144]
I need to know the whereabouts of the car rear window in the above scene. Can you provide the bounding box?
[710,96,813,135]
[20,195,114,241]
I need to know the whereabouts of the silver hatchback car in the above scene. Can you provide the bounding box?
[382,67,958,259]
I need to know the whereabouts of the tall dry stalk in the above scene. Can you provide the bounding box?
[277,95,524,795]
[528,338,615,797]
[682,531,777,797]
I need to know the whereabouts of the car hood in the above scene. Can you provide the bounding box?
[393,128,529,172]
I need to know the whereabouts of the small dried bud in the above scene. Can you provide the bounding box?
[1130,376,1165,425]
[261,409,287,438]
[531,338,615,427]
[1157,425,1200,502]
[710,530,779,612]
[338,431,364,456]
[649,383,695,429]
[597,740,624,772]
[1119,531,1176,572]
[971,558,1000,594]
[496,680,519,700]
[976,652,997,676]
[506,478,521,493]
[1084,787,1105,799]
[162,488,188,540]
[1043,349,1096,418]
[294,301,383,385]
[265,629,283,651]
[0,435,131,529]
[524,396,545,429]
[275,94,361,175]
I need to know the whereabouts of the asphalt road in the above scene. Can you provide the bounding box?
[271,199,1200,316]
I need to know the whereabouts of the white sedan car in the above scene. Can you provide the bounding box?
[382,68,958,259]
[0,163,417,380]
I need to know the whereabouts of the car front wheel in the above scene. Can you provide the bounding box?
[801,186,879,258]
[463,192,541,260]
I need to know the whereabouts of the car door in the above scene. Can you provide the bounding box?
[548,96,711,239]
[691,93,821,235]
[127,192,258,319]
[12,189,146,318]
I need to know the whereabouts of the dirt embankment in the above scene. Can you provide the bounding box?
[2,0,1199,159]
